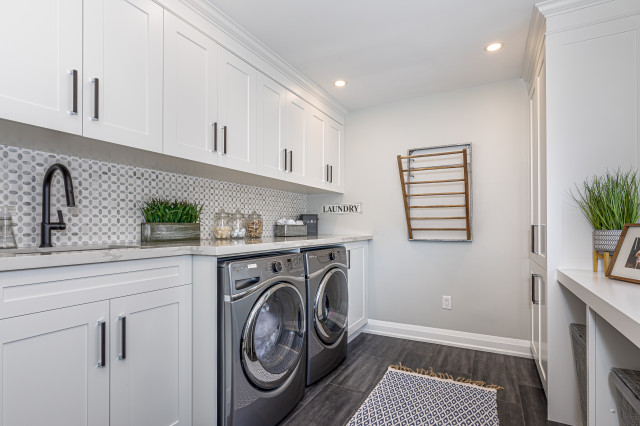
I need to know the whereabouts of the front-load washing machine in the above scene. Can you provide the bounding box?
[218,253,306,426]
[303,247,349,385]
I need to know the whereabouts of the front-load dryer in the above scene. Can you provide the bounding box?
[217,253,306,426]
[303,247,349,385]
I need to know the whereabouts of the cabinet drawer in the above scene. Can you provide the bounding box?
[0,256,192,319]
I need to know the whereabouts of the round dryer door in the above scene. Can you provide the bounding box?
[242,282,305,390]
[314,268,348,345]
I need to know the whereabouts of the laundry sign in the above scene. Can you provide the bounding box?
[322,203,363,214]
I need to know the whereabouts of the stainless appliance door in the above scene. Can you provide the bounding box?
[314,268,348,345]
[242,282,305,389]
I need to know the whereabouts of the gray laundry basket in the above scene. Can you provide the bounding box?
[570,323,587,425]
[611,368,640,425]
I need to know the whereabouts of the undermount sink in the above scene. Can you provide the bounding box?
[2,244,133,255]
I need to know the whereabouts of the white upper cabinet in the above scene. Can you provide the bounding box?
[0,0,83,135]
[217,47,257,172]
[256,73,287,179]
[83,0,163,152]
[163,12,219,165]
[306,107,327,186]
[0,302,110,426]
[285,92,308,181]
[325,119,344,191]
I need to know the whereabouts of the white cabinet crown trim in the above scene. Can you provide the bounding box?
[176,0,348,118]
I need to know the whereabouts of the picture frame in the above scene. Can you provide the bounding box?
[606,223,640,283]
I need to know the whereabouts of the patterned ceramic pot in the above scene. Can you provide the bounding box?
[593,229,622,253]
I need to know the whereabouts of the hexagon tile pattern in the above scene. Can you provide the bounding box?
[0,144,307,247]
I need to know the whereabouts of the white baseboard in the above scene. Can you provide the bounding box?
[364,319,532,358]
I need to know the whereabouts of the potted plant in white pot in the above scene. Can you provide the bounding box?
[572,169,640,255]
[139,198,204,243]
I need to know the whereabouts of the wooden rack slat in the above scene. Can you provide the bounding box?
[398,150,464,160]
[410,217,466,220]
[409,205,465,209]
[412,228,468,231]
[406,192,465,197]
[402,164,463,173]
[397,146,472,241]
[405,178,465,185]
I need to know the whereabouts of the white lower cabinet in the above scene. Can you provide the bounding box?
[0,302,110,426]
[110,286,192,426]
[345,241,369,337]
[0,257,192,426]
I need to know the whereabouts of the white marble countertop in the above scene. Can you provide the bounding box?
[557,269,640,348]
[0,234,372,272]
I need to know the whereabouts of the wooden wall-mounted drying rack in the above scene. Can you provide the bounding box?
[397,144,472,241]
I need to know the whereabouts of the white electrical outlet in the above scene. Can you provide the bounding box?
[442,296,452,310]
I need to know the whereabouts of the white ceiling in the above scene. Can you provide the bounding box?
[207,0,538,111]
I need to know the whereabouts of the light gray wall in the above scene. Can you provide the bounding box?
[309,79,530,340]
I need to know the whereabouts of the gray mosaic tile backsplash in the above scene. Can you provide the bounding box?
[0,144,307,247]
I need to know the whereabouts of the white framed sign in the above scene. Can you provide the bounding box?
[322,203,363,214]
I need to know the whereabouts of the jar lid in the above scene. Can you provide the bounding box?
[247,210,262,220]
[232,209,245,219]
[216,209,229,218]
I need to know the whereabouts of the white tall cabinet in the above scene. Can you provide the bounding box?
[0,0,83,135]
[83,0,164,152]
[525,1,640,424]
[345,241,369,337]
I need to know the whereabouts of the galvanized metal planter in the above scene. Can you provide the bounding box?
[140,223,200,243]
[274,224,307,237]
[593,229,622,252]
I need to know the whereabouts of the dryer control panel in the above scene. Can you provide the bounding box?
[222,253,305,295]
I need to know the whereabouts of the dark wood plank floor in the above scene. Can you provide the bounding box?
[279,333,562,426]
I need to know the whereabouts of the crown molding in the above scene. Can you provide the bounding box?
[178,0,349,117]
[521,5,546,87]
[535,0,613,17]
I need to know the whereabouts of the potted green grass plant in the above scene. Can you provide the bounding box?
[572,169,640,252]
[139,198,204,242]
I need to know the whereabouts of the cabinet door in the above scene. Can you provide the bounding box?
[110,286,192,426]
[530,262,547,386]
[83,0,163,152]
[345,242,368,337]
[217,47,257,172]
[163,12,218,164]
[325,119,344,191]
[285,92,308,181]
[306,107,327,187]
[0,0,82,135]
[530,59,546,268]
[0,302,109,426]
[256,73,287,179]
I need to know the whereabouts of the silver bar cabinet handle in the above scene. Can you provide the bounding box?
[97,320,106,368]
[326,164,330,182]
[531,224,538,254]
[91,78,99,121]
[330,165,333,183]
[289,150,293,173]
[70,70,78,115]
[118,315,126,360]
[531,274,541,304]
[284,149,288,171]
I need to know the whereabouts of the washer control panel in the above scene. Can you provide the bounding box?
[226,253,305,293]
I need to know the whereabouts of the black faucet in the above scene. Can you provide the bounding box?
[40,163,76,248]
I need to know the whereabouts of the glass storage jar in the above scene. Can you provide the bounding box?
[214,209,232,239]
[0,206,17,249]
[230,209,247,239]
[246,211,263,238]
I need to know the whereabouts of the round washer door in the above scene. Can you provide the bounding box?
[242,282,305,390]
[314,268,348,345]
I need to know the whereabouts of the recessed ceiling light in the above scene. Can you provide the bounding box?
[334,80,347,87]
[485,42,503,52]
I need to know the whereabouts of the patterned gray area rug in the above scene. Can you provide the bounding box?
[346,365,502,425]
